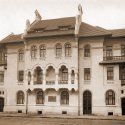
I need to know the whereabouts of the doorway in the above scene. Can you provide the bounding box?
[83,91,92,114]
[121,98,125,115]
[0,98,4,112]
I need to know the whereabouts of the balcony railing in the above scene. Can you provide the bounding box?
[34,81,42,85]
[121,80,125,86]
[103,56,125,61]
[46,81,55,85]
[58,80,68,84]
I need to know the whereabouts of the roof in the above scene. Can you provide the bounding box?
[110,29,125,37]
[1,16,125,44]
[79,22,111,37]
[29,17,76,32]
[23,16,76,38]
[0,34,23,44]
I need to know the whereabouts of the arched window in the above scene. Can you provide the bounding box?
[59,66,68,84]
[60,91,69,105]
[18,49,24,61]
[31,45,37,58]
[40,45,46,58]
[34,67,43,84]
[84,45,90,57]
[36,91,44,104]
[65,43,71,57]
[106,90,115,105]
[56,44,62,57]
[17,91,24,104]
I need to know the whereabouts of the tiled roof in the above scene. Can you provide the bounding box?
[29,17,76,32]
[110,29,125,37]
[79,22,111,37]
[1,16,125,44]
[0,34,23,44]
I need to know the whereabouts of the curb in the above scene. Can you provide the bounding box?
[0,114,125,121]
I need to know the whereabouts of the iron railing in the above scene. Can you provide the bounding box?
[103,56,125,61]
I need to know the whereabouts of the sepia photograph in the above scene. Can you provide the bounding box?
[0,0,125,124]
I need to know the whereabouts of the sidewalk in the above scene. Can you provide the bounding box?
[0,113,125,121]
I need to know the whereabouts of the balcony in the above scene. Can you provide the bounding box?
[121,80,125,86]
[99,56,125,65]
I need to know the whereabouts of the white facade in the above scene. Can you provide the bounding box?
[0,6,125,116]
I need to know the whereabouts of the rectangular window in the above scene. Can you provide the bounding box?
[0,71,4,83]
[48,96,56,102]
[119,65,125,80]
[18,71,24,82]
[107,67,114,80]
[121,45,125,56]
[84,68,91,80]
[104,46,113,60]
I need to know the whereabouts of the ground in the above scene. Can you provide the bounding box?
[0,117,125,125]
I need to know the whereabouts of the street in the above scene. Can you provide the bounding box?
[0,117,124,125]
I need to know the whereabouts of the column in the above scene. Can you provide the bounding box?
[30,73,34,85]
[68,71,71,84]
[43,70,46,86]
[55,69,59,86]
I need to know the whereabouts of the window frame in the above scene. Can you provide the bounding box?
[121,45,125,56]
[39,44,46,58]
[107,67,114,80]
[0,71,4,83]
[31,45,37,59]
[84,45,90,57]
[17,91,24,104]
[18,49,24,62]
[36,91,44,104]
[56,44,62,57]
[61,68,68,81]
[84,68,91,80]
[18,70,24,82]
[60,91,69,105]
[104,46,113,59]
[65,43,71,57]
[106,90,115,105]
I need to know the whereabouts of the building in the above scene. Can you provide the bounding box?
[0,5,125,116]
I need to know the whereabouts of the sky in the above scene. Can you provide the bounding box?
[0,0,125,39]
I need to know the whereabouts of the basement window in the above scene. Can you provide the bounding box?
[18,110,22,113]
[38,111,42,115]
[62,111,67,114]
[108,112,113,116]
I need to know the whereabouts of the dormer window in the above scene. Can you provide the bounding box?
[35,28,45,33]
[58,25,71,31]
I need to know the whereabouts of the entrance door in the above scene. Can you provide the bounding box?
[121,98,125,115]
[83,91,92,114]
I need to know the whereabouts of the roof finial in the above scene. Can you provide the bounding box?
[35,9,42,21]
[78,4,83,16]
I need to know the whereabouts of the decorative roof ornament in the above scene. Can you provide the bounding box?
[75,4,83,36]
[26,19,30,30]
[35,9,42,21]
[78,4,83,16]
